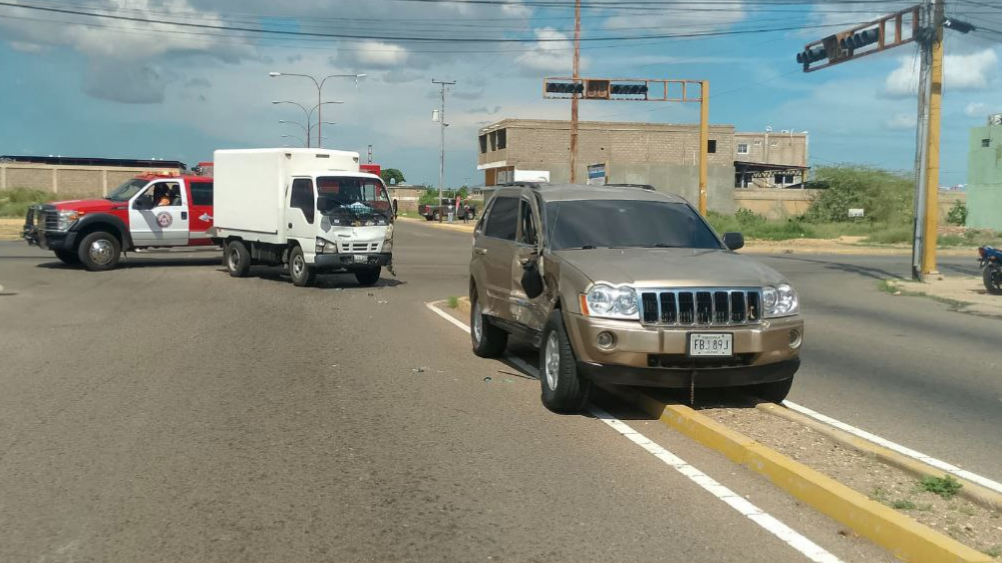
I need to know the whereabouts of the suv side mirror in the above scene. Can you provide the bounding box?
[723,232,744,251]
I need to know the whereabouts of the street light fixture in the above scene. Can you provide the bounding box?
[268,71,365,148]
[272,100,344,148]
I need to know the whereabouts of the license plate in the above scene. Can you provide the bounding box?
[353,254,369,264]
[688,333,733,357]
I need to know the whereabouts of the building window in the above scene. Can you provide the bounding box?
[497,129,507,149]
[983,138,991,148]
[770,142,779,147]
[707,140,717,154]
[737,143,749,155]
[479,134,488,154]
[773,174,795,186]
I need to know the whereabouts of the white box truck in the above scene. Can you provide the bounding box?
[211,148,394,287]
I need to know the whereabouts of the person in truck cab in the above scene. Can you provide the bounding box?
[154,185,172,207]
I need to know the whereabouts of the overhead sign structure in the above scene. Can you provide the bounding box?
[796,5,921,73]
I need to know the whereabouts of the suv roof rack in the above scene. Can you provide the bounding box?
[605,183,656,191]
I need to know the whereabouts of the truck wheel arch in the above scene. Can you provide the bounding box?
[74,214,132,249]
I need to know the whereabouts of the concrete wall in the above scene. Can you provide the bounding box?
[734,188,966,222]
[734,132,807,166]
[967,125,1002,231]
[1,162,182,199]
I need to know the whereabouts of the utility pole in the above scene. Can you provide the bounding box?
[569,0,581,183]
[367,144,373,164]
[433,79,456,223]
[698,81,710,215]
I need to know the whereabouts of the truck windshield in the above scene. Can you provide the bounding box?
[105,178,149,202]
[316,176,391,220]
[546,200,723,251]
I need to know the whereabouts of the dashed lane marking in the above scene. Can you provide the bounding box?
[426,301,845,563]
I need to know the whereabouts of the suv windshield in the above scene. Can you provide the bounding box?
[317,176,391,220]
[546,200,723,251]
[105,178,149,202]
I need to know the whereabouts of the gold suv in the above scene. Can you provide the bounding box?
[469,183,803,413]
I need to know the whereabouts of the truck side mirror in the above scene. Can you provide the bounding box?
[723,232,745,251]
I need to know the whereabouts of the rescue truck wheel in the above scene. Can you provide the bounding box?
[77,231,121,271]
[54,250,80,266]
[225,240,251,278]
[354,267,380,287]
[288,246,316,287]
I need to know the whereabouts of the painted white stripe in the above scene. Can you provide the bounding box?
[425,301,471,334]
[784,401,1002,496]
[426,302,844,563]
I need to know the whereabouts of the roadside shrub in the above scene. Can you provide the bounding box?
[805,165,914,224]
[0,188,53,218]
[920,475,962,499]
[418,188,439,206]
[946,200,968,226]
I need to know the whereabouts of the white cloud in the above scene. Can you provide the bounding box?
[516,27,585,75]
[603,0,745,32]
[884,48,999,97]
[885,112,916,130]
[966,102,989,117]
[345,41,410,68]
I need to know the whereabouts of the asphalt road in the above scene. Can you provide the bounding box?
[0,221,989,563]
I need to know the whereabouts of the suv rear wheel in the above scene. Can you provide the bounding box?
[470,291,507,358]
[540,311,591,413]
[751,377,794,403]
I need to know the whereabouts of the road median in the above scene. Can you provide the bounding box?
[609,387,995,563]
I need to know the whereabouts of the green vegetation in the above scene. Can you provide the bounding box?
[708,165,1000,246]
[418,187,471,207]
[984,546,1001,558]
[947,200,968,226]
[891,499,917,510]
[920,475,963,499]
[0,188,53,218]
[447,296,460,309]
[380,168,406,185]
[869,487,889,503]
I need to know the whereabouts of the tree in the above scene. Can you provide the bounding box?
[380,168,405,185]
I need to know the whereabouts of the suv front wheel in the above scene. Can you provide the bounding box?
[540,311,591,413]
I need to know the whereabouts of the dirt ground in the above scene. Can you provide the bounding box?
[0,219,22,241]
[703,406,1002,558]
[887,276,1002,319]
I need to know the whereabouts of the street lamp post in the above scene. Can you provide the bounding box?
[269,72,365,148]
[272,101,344,148]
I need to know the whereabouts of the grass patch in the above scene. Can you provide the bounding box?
[891,499,917,510]
[984,546,1001,558]
[870,487,890,503]
[921,475,963,499]
[447,296,459,309]
[0,188,54,218]
[959,505,977,516]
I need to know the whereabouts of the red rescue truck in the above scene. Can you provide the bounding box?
[22,172,215,271]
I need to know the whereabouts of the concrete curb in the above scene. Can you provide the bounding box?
[615,388,993,563]
[757,402,1002,513]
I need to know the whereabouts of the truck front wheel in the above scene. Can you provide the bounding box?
[225,240,251,278]
[55,249,80,266]
[289,246,316,287]
[77,231,121,271]
[354,266,380,286]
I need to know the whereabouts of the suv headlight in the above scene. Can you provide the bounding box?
[316,237,337,254]
[584,284,638,320]
[57,210,83,231]
[763,284,799,318]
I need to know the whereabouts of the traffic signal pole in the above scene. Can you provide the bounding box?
[698,81,710,215]
[569,0,581,184]
[922,0,945,276]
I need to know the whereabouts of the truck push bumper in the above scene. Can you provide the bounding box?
[314,252,392,271]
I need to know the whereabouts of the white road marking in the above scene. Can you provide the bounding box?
[426,302,845,563]
[784,400,1002,496]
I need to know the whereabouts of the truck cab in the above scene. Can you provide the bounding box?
[23,173,215,271]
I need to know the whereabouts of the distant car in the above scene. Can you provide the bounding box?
[419,198,477,221]
[468,183,803,413]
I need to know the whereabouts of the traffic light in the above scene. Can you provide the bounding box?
[546,81,583,95]
[796,45,828,68]
[839,28,879,51]
[610,84,649,96]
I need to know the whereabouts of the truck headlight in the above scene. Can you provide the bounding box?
[763,284,799,318]
[583,284,638,320]
[57,210,83,231]
[315,237,337,254]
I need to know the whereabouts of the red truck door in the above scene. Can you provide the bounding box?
[186,178,214,245]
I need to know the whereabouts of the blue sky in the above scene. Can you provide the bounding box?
[1,0,1000,188]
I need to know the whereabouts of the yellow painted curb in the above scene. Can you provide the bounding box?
[627,391,992,563]
[757,402,1002,513]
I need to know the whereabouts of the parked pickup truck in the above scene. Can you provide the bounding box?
[23,172,215,271]
[419,198,477,221]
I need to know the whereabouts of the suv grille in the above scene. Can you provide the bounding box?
[639,288,763,327]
